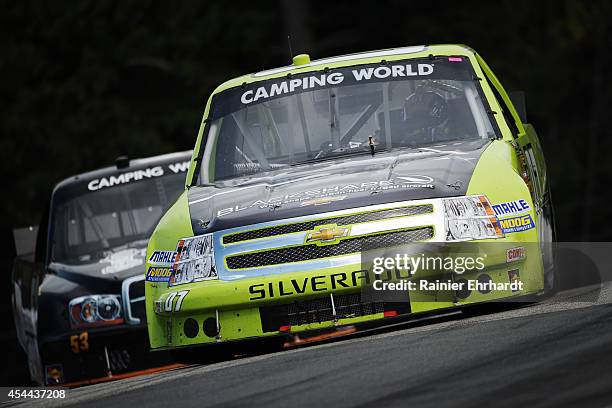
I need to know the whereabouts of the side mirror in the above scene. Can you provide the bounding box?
[13,226,38,257]
[509,91,527,123]
[35,201,50,264]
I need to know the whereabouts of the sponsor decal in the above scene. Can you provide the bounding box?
[300,195,347,207]
[508,269,522,292]
[148,250,178,265]
[395,175,434,186]
[87,161,190,191]
[88,166,163,191]
[492,199,530,217]
[305,225,349,245]
[248,270,370,300]
[240,63,434,105]
[100,248,146,274]
[163,290,189,312]
[45,364,65,385]
[506,247,526,263]
[217,176,434,217]
[167,160,190,174]
[146,266,173,282]
[169,235,218,285]
[209,59,473,121]
[69,332,89,354]
[499,214,535,234]
[170,254,217,284]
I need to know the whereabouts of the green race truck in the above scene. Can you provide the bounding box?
[144,45,555,355]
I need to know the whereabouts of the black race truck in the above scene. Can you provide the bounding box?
[11,150,192,385]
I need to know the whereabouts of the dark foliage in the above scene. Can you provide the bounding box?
[1,0,611,384]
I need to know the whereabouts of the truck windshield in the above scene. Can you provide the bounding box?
[199,57,496,183]
[51,171,185,263]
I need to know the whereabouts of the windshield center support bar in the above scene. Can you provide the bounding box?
[296,93,312,155]
[340,101,382,146]
[231,112,271,170]
[382,83,393,149]
[259,104,284,158]
[75,197,110,249]
[328,88,341,149]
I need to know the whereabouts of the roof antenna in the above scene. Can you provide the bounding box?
[287,35,294,60]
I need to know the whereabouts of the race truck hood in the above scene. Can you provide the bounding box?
[188,139,490,235]
[48,243,148,285]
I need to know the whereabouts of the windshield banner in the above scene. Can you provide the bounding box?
[210,57,473,120]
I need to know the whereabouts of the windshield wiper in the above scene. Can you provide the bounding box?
[290,146,387,167]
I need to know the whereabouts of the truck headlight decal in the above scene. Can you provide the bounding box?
[169,233,218,287]
[69,295,123,328]
[444,195,504,241]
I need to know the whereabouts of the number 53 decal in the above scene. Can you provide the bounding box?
[164,290,189,312]
[70,332,89,354]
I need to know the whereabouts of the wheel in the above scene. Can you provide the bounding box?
[170,343,235,365]
[541,189,557,297]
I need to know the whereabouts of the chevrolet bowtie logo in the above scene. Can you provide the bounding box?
[305,225,349,245]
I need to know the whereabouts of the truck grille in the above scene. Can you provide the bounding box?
[226,227,433,270]
[129,279,144,299]
[122,276,146,325]
[222,204,433,244]
[259,292,410,332]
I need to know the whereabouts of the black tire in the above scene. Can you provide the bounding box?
[541,189,557,297]
[170,342,238,365]
[460,301,527,318]
[170,336,287,365]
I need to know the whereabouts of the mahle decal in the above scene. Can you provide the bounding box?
[492,199,530,216]
[148,251,178,265]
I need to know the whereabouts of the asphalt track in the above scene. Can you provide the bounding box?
[17,282,612,408]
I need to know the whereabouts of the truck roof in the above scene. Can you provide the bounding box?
[53,150,193,193]
[211,44,474,96]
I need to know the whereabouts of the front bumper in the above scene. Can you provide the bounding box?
[39,325,172,385]
[147,197,544,349]
[38,274,160,385]
[148,242,543,350]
